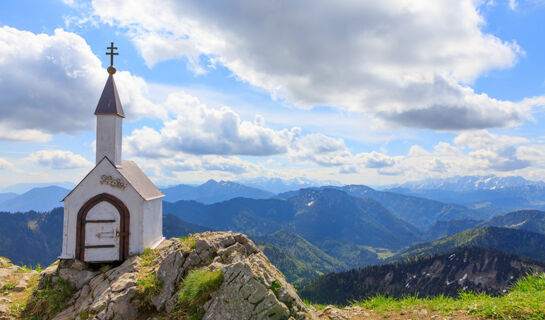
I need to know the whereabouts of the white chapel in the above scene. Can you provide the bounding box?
[60,43,164,263]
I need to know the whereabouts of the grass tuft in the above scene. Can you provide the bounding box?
[1,282,17,294]
[179,234,198,252]
[21,276,73,320]
[134,248,162,313]
[134,273,163,312]
[173,268,223,320]
[270,279,281,299]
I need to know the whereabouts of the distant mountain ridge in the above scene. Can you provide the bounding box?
[237,177,336,194]
[0,182,75,194]
[164,188,422,267]
[392,175,545,192]
[161,179,274,204]
[393,226,545,263]
[300,246,545,305]
[423,209,545,241]
[278,185,484,229]
[0,186,69,213]
[484,210,545,234]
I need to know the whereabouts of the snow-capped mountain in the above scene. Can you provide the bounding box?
[394,175,545,192]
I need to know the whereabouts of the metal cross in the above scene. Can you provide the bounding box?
[106,42,118,66]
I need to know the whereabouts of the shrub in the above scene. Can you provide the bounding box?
[270,279,281,298]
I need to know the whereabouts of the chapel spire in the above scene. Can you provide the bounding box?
[95,42,124,166]
[94,42,125,118]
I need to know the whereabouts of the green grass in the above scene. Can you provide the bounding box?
[1,281,17,294]
[0,257,13,267]
[134,248,162,312]
[347,273,545,319]
[270,279,281,298]
[134,273,163,312]
[140,248,159,267]
[179,234,198,252]
[174,269,223,320]
[21,276,74,320]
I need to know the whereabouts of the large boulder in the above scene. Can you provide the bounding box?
[24,232,317,320]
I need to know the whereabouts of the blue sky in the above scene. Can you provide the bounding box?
[1,0,545,188]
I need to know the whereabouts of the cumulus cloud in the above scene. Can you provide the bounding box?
[90,0,526,130]
[0,26,164,141]
[454,130,531,171]
[125,92,297,157]
[124,91,403,176]
[27,150,94,170]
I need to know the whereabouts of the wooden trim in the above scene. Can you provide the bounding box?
[84,245,116,249]
[76,193,130,262]
[84,219,116,223]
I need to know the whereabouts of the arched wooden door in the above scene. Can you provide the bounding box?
[76,193,130,262]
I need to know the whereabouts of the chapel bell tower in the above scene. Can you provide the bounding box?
[95,42,124,167]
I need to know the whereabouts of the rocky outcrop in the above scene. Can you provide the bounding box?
[26,232,317,320]
[0,257,39,320]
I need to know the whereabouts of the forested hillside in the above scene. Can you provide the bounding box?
[300,246,545,305]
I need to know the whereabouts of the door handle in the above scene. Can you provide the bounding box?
[115,230,129,237]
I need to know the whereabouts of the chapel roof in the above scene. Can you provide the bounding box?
[62,157,164,202]
[94,74,125,118]
[118,160,164,200]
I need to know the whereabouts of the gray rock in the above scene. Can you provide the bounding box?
[29,231,317,320]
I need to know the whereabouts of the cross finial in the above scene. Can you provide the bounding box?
[106,42,119,75]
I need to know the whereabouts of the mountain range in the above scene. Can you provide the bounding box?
[391,175,545,191]
[0,186,70,213]
[236,177,331,194]
[393,226,545,263]
[300,246,545,305]
[160,179,274,204]
[278,185,485,229]
[164,188,422,261]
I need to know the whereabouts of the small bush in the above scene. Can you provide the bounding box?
[270,279,281,298]
[22,276,73,319]
[174,269,223,320]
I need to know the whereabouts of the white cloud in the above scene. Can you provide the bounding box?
[0,26,164,141]
[89,0,526,130]
[125,92,297,157]
[0,127,51,142]
[27,150,94,170]
[0,158,13,171]
[123,91,407,178]
[509,0,519,10]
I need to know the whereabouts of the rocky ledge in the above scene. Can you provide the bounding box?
[23,232,317,320]
[0,257,39,320]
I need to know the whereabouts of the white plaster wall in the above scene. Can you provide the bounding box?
[142,198,163,249]
[61,159,144,259]
[96,115,122,166]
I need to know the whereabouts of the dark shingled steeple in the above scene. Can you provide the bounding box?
[94,74,125,118]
